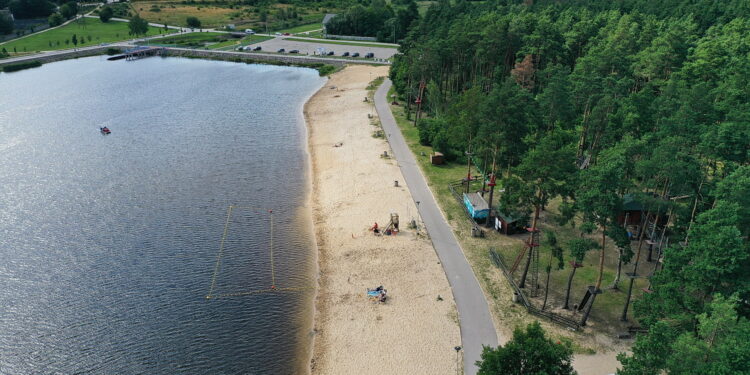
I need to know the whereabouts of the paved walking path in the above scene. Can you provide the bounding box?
[375,79,499,375]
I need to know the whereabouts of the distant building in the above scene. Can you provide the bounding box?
[0,9,14,22]
[322,13,336,36]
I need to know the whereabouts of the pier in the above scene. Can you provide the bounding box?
[107,46,166,61]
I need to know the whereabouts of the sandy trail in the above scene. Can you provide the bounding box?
[306,65,461,375]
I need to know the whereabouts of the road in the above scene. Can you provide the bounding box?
[374,80,499,374]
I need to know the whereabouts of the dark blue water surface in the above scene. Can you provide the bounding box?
[0,56,326,374]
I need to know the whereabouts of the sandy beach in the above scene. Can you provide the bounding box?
[306,65,461,374]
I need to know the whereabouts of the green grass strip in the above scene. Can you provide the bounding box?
[275,23,323,34]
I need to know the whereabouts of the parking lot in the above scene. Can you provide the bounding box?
[246,37,398,59]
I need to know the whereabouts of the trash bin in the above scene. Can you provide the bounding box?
[512,292,520,303]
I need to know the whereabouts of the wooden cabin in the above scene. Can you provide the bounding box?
[430,152,444,165]
[617,194,644,226]
[494,212,523,235]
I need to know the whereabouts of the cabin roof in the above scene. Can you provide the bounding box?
[622,193,644,211]
[464,192,488,210]
[496,211,520,223]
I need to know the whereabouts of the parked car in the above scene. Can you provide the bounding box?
[283,32,291,36]
[289,49,299,54]
[277,48,285,53]
[245,29,255,34]
[352,52,360,57]
[365,52,375,58]
[275,32,282,36]
[326,51,334,56]
[253,46,262,51]
[342,52,350,57]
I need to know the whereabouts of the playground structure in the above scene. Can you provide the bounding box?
[371,212,400,236]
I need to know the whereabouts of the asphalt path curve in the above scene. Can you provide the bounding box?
[375,79,499,375]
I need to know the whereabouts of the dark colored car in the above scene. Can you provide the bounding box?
[352,52,360,57]
[327,51,334,56]
[365,52,375,58]
[283,32,291,36]
[342,52,350,57]
[277,48,285,53]
[289,49,299,54]
[253,46,262,51]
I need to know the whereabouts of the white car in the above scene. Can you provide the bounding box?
[245,29,255,34]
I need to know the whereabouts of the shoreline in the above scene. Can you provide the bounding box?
[304,65,460,374]
[301,72,327,375]
[0,45,385,73]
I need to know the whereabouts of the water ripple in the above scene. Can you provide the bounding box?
[0,56,325,374]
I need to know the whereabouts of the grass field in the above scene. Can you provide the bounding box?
[145,32,226,47]
[0,18,174,54]
[284,37,398,49]
[276,22,322,34]
[135,3,235,28]
[130,1,332,30]
[385,85,650,351]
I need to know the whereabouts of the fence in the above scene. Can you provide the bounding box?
[490,248,581,331]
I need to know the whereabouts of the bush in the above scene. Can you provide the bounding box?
[186,16,201,28]
[0,13,13,35]
[317,64,336,76]
[48,12,64,27]
[106,47,120,55]
[59,3,76,19]
[99,6,113,22]
[3,60,43,73]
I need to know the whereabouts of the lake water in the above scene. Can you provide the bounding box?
[0,56,326,374]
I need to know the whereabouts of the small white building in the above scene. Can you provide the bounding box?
[0,9,14,22]
[322,13,336,36]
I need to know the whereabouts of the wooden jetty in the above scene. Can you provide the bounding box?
[108,47,166,61]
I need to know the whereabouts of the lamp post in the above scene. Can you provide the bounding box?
[454,346,462,375]
[369,72,374,117]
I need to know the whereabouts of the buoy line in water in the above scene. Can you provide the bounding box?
[206,205,310,299]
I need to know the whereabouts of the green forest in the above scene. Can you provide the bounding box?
[324,0,419,42]
[390,0,750,373]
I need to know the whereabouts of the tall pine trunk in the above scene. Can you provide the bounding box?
[581,224,606,326]
[542,265,552,311]
[621,213,651,321]
[563,266,577,309]
[519,201,541,288]
[609,248,622,290]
